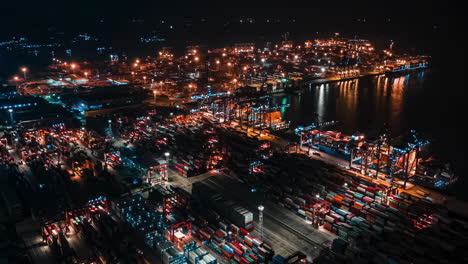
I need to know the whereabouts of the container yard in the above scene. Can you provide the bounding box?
[247,153,468,264]
[2,104,466,264]
[109,187,278,264]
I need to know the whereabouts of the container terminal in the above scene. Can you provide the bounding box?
[1,102,466,264]
[0,35,463,264]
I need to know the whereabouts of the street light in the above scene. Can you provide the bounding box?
[13,76,19,90]
[153,90,157,104]
[258,205,264,240]
[107,119,113,138]
[21,67,27,79]
[84,71,89,78]
[8,109,14,124]
[70,64,77,74]
[163,152,170,182]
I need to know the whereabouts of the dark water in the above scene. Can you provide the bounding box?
[272,71,429,137]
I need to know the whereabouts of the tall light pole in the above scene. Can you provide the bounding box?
[8,109,14,125]
[164,152,170,182]
[153,90,157,106]
[14,76,19,92]
[258,205,264,240]
[143,76,147,85]
[107,119,112,138]
[71,64,76,74]
[21,67,27,79]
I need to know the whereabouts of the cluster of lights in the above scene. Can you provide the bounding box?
[191,92,229,100]
[52,123,65,127]
[383,50,393,56]
[1,103,36,109]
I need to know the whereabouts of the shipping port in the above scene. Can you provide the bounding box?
[3,106,466,264]
[1,10,465,264]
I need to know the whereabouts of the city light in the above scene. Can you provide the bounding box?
[0,14,454,264]
[21,67,28,79]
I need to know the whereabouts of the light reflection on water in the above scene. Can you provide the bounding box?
[271,71,428,135]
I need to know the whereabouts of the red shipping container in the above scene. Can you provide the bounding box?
[240,228,249,236]
[216,229,227,238]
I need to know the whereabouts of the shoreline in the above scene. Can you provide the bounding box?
[300,68,429,88]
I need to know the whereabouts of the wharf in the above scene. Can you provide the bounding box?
[305,72,383,86]
[224,124,468,220]
[296,146,468,219]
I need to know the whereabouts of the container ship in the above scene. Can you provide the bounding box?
[299,129,365,160]
[384,60,428,77]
